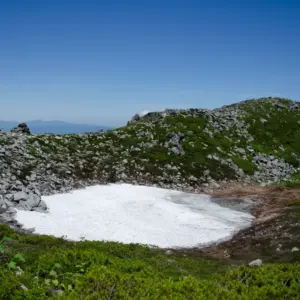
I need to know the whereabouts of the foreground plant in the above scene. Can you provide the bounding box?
[0,236,25,270]
[0,223,299,299]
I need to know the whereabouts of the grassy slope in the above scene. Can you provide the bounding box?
[119,98,300,177]
[1,224,300,299]
[22,97,300,186]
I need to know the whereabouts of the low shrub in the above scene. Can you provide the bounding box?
[1,224,300,299]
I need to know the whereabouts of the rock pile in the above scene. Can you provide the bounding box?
[11,122,31,134]
[167,132,185,155]
[0,124,46,228]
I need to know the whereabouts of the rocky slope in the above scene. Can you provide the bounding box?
[1,97,300,222]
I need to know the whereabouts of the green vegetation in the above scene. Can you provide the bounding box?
[0,235,25,270]
[0,225,300,299]
[0,224,300,299]
[287,200,300,207]
[241,99,300,166]
[0,224,225,299]
[280,171,300,188]
[20,97,300,185]
[231,156,257,175]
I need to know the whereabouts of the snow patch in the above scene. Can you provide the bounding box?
[15,184,253,248]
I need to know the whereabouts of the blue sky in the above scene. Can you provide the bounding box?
[1,0,300,126]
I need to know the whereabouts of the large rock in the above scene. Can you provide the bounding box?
[168,132,185,155]
[0,195,4,207]
[13,191,28,202]
[129,113,141,123]
[23,193,41,208]
[15,192,47,211]
[36,199,47,211]
[11,123,31,134]
[249,259,263,267]
[17,201,33,211]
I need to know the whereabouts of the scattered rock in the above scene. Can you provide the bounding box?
[249,259,263,267]
[16,266,24,276]
[223,250,230,258]
[20,284,28,291]
[47,289,64,296]
[292,247,299,252]
[276,244,282,252]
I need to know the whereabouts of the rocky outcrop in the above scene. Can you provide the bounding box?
[11,123,31,135]
[167,132,185,155]
[0,125,46,227]
[1,97,300,224]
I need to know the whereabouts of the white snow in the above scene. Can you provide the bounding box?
[15,184,253,248]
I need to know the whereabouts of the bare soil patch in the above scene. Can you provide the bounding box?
[173,184,300,265]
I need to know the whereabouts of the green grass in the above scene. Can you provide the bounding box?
[0,224,227,299]
[231,156,257,175]
[1,224,300,299]
[0,225,300,299]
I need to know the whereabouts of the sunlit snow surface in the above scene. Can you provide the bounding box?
[15,184,253,248]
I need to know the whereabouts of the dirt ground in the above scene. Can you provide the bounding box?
[173,184,300,265]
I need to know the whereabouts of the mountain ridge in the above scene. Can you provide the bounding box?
[1,96,300,199]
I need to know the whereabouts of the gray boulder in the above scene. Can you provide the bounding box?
[129,113,141,123]
[37,199,47,210]
[27,193,41,206]
[16,201,32,211]
[249,259,263,267]
[13,191,28,202]
[11,123,31,134]
[169,146,183,156]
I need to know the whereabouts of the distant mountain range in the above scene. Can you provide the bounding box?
[0,120,112,134]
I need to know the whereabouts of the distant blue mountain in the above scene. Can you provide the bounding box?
[0,120,112,134]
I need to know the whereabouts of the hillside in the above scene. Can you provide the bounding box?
[1,97,300,298]
[1,97,300,198]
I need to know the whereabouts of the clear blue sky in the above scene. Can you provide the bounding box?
[1,0,300,126]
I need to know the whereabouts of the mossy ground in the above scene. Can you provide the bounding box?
[1,220,300,299]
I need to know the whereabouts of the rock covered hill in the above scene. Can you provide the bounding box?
[1,97,300,221]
